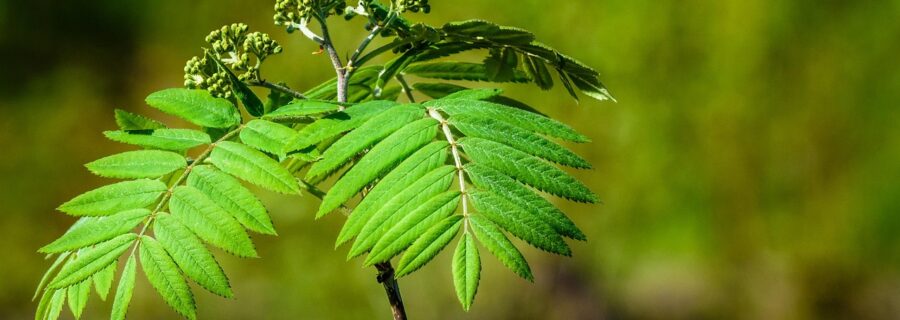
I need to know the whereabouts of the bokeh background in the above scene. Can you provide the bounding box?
[1,0,899,319]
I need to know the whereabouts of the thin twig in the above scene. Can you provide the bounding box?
[395,74,415,102]
[313,12,347,104]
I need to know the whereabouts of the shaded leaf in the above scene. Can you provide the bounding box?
[428,98,589,143]
[405,62,529,83]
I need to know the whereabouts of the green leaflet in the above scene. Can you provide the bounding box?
[155,213,232,297]
[375,49,420,94]
[114,109,165,131]
[450,114,590,169]
[92,262,116,301]
[67,279,91,319]
[169,186,258,257]
[465,163,585,240]
[208,51,264,117]
[523,55,554,90]
[46,289,66,320]
[468,215,533,281]
[317,118,440,218]
[365,191,461,265]
[285,100,398,152]
[104,129,211,152]
[57,179,167,216]
[110,254,136,320]
[145,88,240,128]
[349,165,456,259]
[404,62,530,83]
[484,47,521,82]
[48,233,136,289]
[452,233,481,311]
[85,150,186,179]
[468,189,571,255]
[460,138,597,203]
[33,252,71,301]
[335,141,449,247]
[306,104,424,182]
[413,83,469,99]
[239,119,298,158]
[209,141,299,195]
[39,208,149,253]
[427,98,589,143]
[396,215,463,277]
[139,236,197,320]
[262,100,341,122]
[442,20,535,44]
[443,88,503,101]
[187,165,275,235]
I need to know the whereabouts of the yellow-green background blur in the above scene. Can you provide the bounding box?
[1,0,898,319]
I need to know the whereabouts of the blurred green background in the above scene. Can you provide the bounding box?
[2,0,899,319]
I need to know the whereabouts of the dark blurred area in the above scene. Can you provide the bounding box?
[1,0,899,319]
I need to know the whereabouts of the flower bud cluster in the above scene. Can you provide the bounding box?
[184,23,283,97]
[274,0,346,31]
[395,0,429,13]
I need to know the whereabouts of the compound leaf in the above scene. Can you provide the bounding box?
[263,100,341,122]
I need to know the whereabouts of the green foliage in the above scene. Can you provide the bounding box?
[85,150,187,179]
[36,1,610,318]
